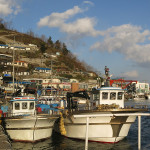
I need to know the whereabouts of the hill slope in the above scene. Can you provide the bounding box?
[0,26,98,81]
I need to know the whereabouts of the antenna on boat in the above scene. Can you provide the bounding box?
[104,66,110,87]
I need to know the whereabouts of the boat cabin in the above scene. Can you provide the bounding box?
[91,87,124,108]
[10,97,37,116]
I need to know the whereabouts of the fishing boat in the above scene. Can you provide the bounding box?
[56,87,148,143]
[2,96,59,142]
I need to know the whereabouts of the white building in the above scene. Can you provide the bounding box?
[135,81,149,94]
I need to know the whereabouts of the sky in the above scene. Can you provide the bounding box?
[1,0,150,83]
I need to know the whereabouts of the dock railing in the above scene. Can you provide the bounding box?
[73,112,150,150]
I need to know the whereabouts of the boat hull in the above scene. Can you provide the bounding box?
[3,115,58,142]
[58,111,137,143]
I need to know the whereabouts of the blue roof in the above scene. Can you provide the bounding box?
[0,44,8,46]
[8,81,31,84]
[35,67,51,70]
[4,74,11,77]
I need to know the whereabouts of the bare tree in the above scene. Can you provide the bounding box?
[40,34,47,42]
[26,29,35,37]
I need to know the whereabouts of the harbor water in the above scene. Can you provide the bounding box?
[12,99,150,150]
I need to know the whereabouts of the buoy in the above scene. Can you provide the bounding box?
[0,109,3,124]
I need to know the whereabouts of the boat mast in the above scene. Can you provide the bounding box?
[105,66,110,87]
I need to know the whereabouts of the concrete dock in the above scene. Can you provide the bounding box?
[0,125,12,150]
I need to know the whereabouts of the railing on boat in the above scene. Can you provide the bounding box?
[2,109,60,117]
[73,113,150,150]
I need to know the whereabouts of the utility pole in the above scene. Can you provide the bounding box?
[51,59,53,96]
[12,36,15,93]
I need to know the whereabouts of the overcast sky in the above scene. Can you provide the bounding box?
[1,0,150,83]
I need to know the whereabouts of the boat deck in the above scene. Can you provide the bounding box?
[66,105,148,114]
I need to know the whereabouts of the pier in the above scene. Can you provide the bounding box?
[0,124,12,149]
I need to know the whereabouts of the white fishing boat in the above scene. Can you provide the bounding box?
[56,87,148,143]
[2,96,59,142]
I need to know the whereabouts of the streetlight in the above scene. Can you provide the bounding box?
[12,48,15,93]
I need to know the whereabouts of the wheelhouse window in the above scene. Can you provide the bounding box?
[22,102,27,109]
[102,92,108,100]
[11,103,13,110]
[110,92,116,100]
[117,92,123,100]
[93,94,99,100]
[15,103,20,110]
[29,102,34,110]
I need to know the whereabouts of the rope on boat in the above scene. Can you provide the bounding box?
[59,112,66,135]
[97,104,119,109]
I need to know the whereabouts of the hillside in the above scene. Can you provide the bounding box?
[0,22,98,81]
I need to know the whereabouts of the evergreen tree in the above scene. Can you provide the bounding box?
[47,36,54,48]
[40,42,47,53]
[54,40,61,49]
[62,43,69,55]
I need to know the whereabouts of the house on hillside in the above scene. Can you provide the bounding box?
[56,67,71,75]
[14,61,28,68]
[10,46,31,51]
[3,70,30,77]
[23,78,43,84]
[28,44,38,50]
[0,54,12,59]
[42,78,61,88]
[88,72,97,77]
[70,78,79,83]
[23,77,71,92]
[16,72,30,76]
[34,67,51,74]
[0,44,9,49]
[0,54,12,65]
[28,44,37,47]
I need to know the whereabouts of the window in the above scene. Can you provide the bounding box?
[110,92,116,100]
[15,103,20,110]
[30,102,34,110]
[22,102,27,109]
[11,103,13,110]
[118,92,123,100]
[93,94,99,100]
[102,92,108,100]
